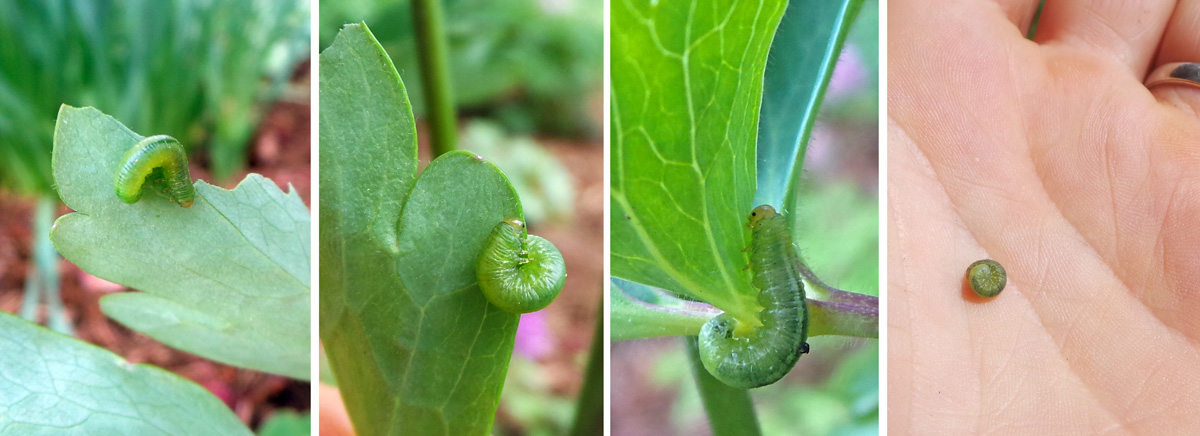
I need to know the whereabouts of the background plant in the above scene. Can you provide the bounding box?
[0,0,309,192]
[610,0,878,434]
[458,120,575,224]
[318,0,602,137]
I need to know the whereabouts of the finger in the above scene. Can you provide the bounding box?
[1156,0,1200,65]
[896,0,1040,42]
[991,0,1044,36]
[1149,1,1200,116]
[1034,0,1177,77]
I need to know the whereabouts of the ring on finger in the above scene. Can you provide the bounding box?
[1146,62,1200,90]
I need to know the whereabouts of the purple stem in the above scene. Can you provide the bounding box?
[807,297,878,338]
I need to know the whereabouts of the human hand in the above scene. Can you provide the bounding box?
[888,0,1200,433]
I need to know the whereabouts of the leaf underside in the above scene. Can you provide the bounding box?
[0,312,252,435]
[610,0,787,321]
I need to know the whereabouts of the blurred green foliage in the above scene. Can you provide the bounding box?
[319,0,602,137]
[495,356,577,436]
[791,183,879,298]
[755,345,878,436]
[258,410,312,436]
[0,0,309,195]
[458,120,574,225]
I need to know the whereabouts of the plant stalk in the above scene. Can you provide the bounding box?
[569,301,604,436]
[411,0,458,158]
[686,337,762,436]
[808,297,877,338]
[21,196,72,335]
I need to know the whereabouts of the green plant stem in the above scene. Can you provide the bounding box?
[411,0,458,157]
[1027,0,1046,40]
[611,284,720,341]
[569,301,604,436]
[687,337,762,436]
[613,269,878,341]
[21,196,72,335]
[18,250,41,321]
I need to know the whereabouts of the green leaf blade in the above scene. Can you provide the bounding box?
[611,0,786,318]
[49,106,311,380]
[318,23,423,436]
[320,23,524,436]
[390,151,523,435]
[0,312,252,436]
[318,23,419,255]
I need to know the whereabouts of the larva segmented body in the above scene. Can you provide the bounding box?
[476,218,567,313]
[967,259,1006,298]
[113,135,194,208]
[698,205,809,389]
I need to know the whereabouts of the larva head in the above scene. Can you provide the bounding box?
[502,217,526,231]
[966,259,1006,298]
[748,204,778,227]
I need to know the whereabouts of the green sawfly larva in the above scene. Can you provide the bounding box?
[476,218,566,313]
[698,205,809,389]
[113,135,195,208]
[966,259,1006,298]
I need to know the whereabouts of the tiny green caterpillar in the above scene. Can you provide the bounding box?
[966,259,1006,298]
[113,135,195,208]
[698,205,809,389]
[476,218,567,313]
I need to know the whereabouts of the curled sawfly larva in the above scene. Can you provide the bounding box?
[966,259,1006,298]
[476,218,567,313]
[113,135,195,208]
[698,204,809,389]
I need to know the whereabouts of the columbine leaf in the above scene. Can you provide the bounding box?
[49,105,310,380]
[611,0,787,320]
[0,312,252,435]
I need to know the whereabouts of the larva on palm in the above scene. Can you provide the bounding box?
[476,218,567,313]
[698,204,809,389]
[966,259,1006,298]
[113,135,195,208]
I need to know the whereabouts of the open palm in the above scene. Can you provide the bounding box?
[888,0,1200,434]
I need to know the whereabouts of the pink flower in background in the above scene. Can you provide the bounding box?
[514,311,554,360]
[826,44,867,101]
[805,123,835,171]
